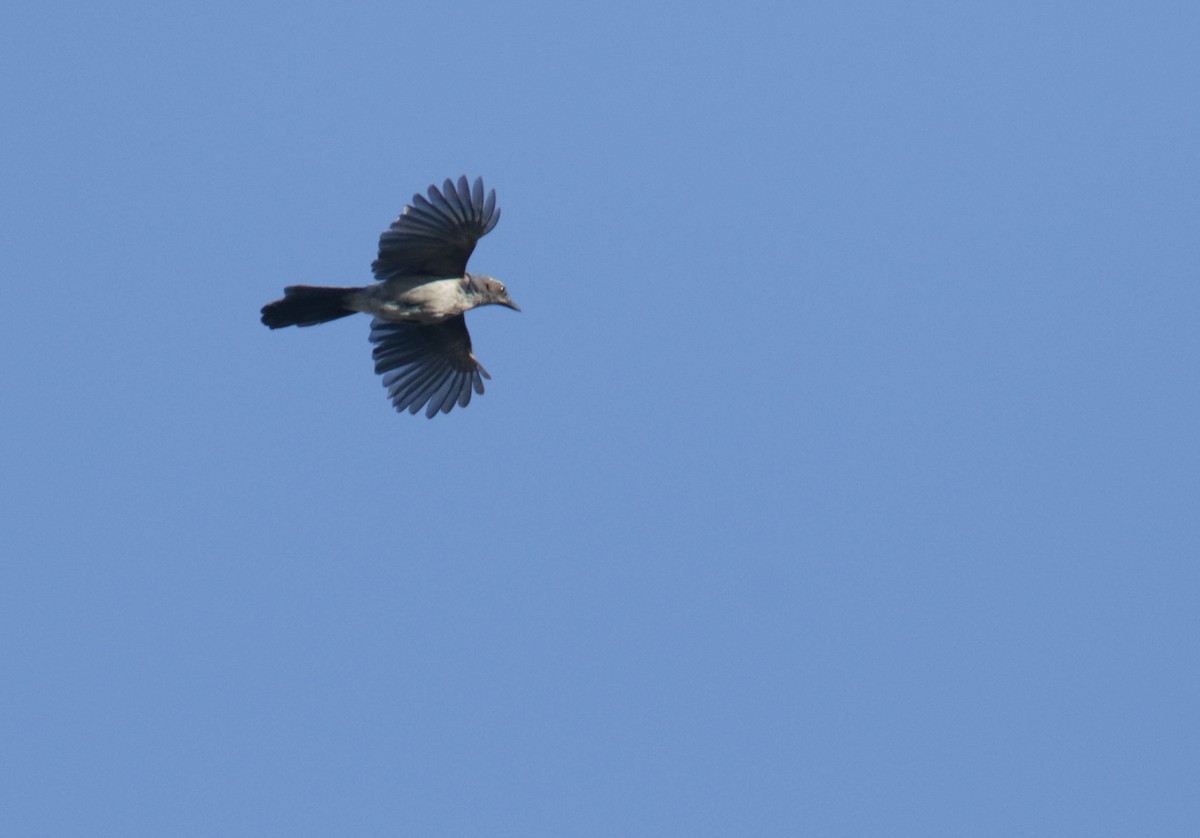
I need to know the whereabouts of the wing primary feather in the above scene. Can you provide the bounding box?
[467,176,483,218]
[425,184,459,224]
[443,178,468,220]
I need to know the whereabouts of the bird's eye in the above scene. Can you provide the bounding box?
[498,285,505,293]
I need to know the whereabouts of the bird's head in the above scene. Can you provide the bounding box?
[466,273,521,312]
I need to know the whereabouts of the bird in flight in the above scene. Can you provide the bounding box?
[261,176,518,417]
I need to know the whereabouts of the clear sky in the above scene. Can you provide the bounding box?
[3,1,1198,834]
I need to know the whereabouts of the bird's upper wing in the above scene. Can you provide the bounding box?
[372,176,500,280]
[369,315,490,417]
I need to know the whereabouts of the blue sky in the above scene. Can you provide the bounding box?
[3,1,1198,834]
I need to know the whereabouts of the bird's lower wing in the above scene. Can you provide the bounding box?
[369,315,490,418]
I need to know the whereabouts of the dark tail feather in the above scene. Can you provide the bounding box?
[261,285,358,329]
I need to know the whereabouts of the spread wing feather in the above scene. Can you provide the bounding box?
[371,176,500,280]
[369,315,490,417]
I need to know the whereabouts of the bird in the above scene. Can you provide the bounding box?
[260,176,518,418]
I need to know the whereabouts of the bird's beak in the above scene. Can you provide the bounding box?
[501,299,522,312]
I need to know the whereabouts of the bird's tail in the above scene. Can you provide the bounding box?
[261,286,359,329]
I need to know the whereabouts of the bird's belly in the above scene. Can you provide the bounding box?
[376,303,452,325]
[351,279,466,324]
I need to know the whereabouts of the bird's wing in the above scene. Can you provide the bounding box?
[369,315,490,417]
[372,176,500,280]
